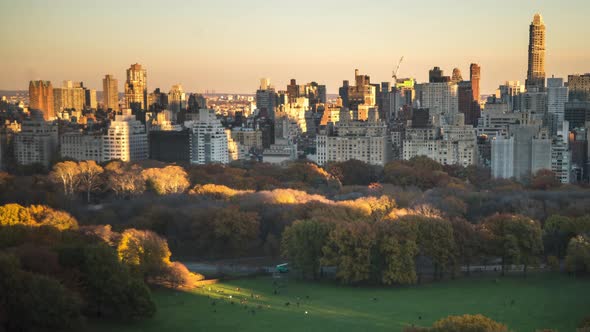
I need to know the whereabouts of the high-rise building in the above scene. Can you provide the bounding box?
[60,131,103,162]
[526,14,546,92]
[102,110,148,162]
[85,89,97,109]
[256,78,278,119]
[53,81,85,116]
[168,84,186,122]
[415,81,458,120]
[102,74,119,110]
[340,69,376,115]
[13,115,58,167]
[124,63,148,111]
[429,67,450,83]
[29,80,54,120]
[470,63,481,102]
[568,74,590,101]
[316,108,391,166]
[451,68,463,83]
[547,77,569,134]
[187,109,235,164]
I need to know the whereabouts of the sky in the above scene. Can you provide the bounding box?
[1,0,589,95]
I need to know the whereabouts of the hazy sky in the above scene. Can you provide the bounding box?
[1,0,589,94]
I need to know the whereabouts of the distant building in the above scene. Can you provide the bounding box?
[53,80,85,114]
[547,77,569,134]
[262,138,298,164]
[14,116,58,167]
[415,81,458,120]
[29,80,54,120]
[168,84,186,122]
[85,88,97,109]
[102,110,148,162]
[568,73,590,101]
[316,108,391,166]
[187,109,235,164]
[149,129,191,163]
[564,101,590,130]
[102,74,119,110]
[403,114,477,167]
[526,14,546,92]
[125,63,148,110]
[60,131,102,162]
[340,69,376,113]
[256,78,278,120]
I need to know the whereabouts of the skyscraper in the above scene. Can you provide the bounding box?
[526,13,546,92]
[451,68,463,83]
[470,63,481,102]
[29,80,54,120]
[102,74,119,110]
[168,84,186,121]
[124,63,148,111]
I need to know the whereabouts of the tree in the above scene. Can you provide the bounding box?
[58,244,156,319]
[210,206,260,256]
[414,216,456,280]
[325,159,381,186]
[530,169,560,190]
[281,219,333,280]
[565,234,590,274]
[117,229,172,282]
[104,161,145,197]
[321,222,375,284]
[482,214,543,276]
[0,253,84,331]
[430,314,508,332]
[142,166,190,195]
[451,219,482,276]
[375,219,419,285]
[28,205,79,230]
[50,161,80,197]
[0,203,34,226]
[77,160,104,203]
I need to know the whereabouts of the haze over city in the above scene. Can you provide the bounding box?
[1,0,590,94]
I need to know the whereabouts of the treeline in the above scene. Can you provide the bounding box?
[0,203,202,332]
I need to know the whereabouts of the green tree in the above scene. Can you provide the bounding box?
[321,222,375,284]
[59,244,156,319]
[281,219,333,280]
[451,219,482,276]
[375,219,419,285]
[210,206,260,256]
[0,253,83,331]
[414,216,456,280]
[482,214,543,276]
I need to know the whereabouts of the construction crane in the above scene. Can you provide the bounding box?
[392,56,404,83]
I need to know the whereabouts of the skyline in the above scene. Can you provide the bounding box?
[1,0,590,94]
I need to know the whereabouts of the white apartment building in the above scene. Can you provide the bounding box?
[187,109,235,164]
[316,109,391,166]
[403,122,477,167]
[14,116,58,167]
[416,82,458,119]
[60,131,103,162]
[102,110,148,162]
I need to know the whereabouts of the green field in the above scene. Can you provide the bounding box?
[91,273,590,332]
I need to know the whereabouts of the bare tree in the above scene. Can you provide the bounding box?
[77,161,104,203]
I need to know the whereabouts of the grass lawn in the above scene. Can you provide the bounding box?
[90,273,589,332]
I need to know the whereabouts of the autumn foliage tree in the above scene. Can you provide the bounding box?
[104,161,145,197]
[142,166,190,195]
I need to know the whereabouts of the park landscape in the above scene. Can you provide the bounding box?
[2,159,590,331]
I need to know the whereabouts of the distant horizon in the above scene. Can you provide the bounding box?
[1,0,589,94]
